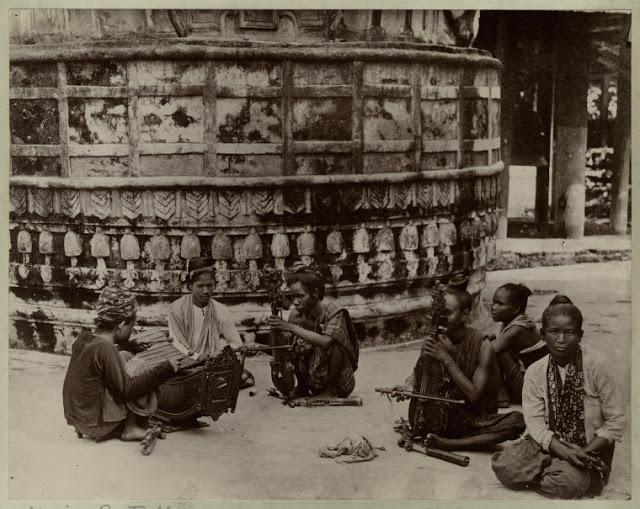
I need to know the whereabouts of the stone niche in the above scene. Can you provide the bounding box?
[9,32,501,353]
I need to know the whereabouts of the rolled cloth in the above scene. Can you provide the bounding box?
[96,286,136,324]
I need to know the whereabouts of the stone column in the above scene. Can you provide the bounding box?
[610,37,631,235]
[551,13,590,239]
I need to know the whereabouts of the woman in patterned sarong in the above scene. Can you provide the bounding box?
[268,267,359,398]
[492,302,626,498]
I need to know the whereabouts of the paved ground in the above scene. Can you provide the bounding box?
[496,235,631,254]
[489,235,631,270]
[8,261,631,500]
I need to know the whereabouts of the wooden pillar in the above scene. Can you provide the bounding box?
[552,14,590,239]
[494,14,514,239]
[535,163,550,224]
[610,37,631,235]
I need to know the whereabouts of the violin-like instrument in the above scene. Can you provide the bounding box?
[261,267,296,400]
[409,282,454,437]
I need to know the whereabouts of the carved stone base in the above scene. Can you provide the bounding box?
[9,268,487,353]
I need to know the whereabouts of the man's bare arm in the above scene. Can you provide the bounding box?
[442,339,492,402]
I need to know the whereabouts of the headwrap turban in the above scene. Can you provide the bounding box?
[96,286,137,324]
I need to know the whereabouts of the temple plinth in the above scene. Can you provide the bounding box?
[9,10,501,352]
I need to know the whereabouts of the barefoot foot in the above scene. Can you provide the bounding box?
[120,424,148,441]
[425,433,459,451]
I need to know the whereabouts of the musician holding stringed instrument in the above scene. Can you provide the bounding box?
[168,257,255,390]
[63,287,180,443]
[387,287,525,451]
[268,267,359,399]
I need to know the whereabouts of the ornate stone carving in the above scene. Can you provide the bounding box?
[399,223,419,278]
[121,190,142,220]
[233,238,247,266]
[61,189,82,218]
[90,191,112,220]
[297,228,316,266]
[33,189,53,217]
[367,185,391,210]
[437,181,450,207]
[271,231,290,272]
[351,225,371,283]
[250,189,274,216]
[90,227,110,274]
[169,237,183,271]
[339,187,365,211]
[459,218,472,242]
[10,188,27,216]
[211,232,233,290]
[185,191,209,223]
[38,230,55,281]
[149,231,171,271]
[420,221,439,275]
[153,191,176,221]
[17,230,32,268]
[120,231,140,288]
[180,233,201,261]
[438,219,457,271]
[326,229,345,283]
[218,189,242,220]
[283,189,305,215]
[393,183,414,210]
[416,182,435,210]
[63,230,83,267]
[374,225,395,281]
[244,230,263,290]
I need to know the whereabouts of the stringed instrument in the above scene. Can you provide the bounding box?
[130,330,244,424]
[261,267,296,399]
[409,282,454,437]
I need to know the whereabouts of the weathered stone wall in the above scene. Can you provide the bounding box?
[9,9,478,46]
[9,13,500,354]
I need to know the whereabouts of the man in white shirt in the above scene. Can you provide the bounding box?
[168,257,254,388]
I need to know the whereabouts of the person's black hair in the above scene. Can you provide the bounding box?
[287,268,325,301]
[498,283,532,314]
[188,267,214,285]
[187,257,214,284]
[541,303,583,330]
[445,287,472,313]
[549,294,573,306]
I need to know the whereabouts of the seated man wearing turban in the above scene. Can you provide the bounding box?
[168,257,254,389]
[63,287,179,442]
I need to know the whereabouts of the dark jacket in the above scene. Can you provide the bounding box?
[62,330,174,427]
